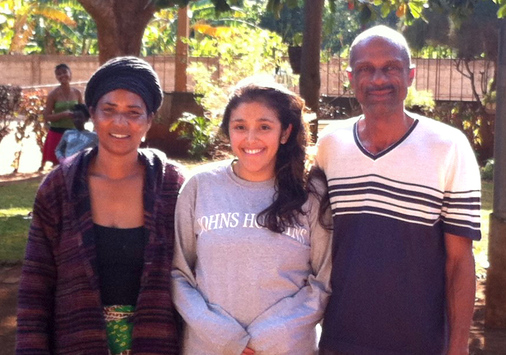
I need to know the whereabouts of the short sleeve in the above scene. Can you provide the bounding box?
[441,131,481,240]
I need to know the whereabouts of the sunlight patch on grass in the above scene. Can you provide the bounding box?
[0,208,32,217]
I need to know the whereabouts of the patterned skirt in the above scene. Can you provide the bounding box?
[103,305,135,355]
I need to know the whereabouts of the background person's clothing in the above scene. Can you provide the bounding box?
[41,100,77,165]
[16,147,185,354]
[316,113,481,355]
[50,100,77,129]
[55,129,98,161]
[41,128,63,165]
[172,160,332,355]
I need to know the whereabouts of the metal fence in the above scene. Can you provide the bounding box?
[0,54,494,102]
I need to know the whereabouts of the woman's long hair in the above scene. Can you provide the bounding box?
[221,80,310,233]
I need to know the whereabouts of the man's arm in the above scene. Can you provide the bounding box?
[445,232,476,355]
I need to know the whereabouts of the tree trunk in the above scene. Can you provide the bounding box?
[77,0,157,64]
[300,0,324,142]
[486,18,506,329]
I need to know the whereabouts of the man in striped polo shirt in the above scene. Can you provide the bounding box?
[317,25,481,355]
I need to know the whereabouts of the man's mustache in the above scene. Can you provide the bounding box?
[366,85,395,93]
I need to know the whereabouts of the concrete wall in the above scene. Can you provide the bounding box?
[0,55,217,94]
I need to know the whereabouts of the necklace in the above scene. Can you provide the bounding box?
[89,170,142,181]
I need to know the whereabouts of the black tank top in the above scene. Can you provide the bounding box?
[94,224,148,306]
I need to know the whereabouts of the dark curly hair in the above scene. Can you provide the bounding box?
[72,103,91,120]
[55,63,70,72]
[221,79,310,233]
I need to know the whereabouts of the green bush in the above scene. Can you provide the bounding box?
[431,101,494,165]
[170,112,221,158]
[11,89,47,171]
[0,85,22,144]
[405,86,435,114]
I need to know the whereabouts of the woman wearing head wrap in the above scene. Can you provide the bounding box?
[17,57,184,355]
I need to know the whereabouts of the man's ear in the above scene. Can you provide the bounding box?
[408,66,416,86]
[347,70,354,88]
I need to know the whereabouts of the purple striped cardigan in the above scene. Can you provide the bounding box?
[16,147,184,354]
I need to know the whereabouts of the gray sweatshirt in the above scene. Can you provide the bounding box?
[171,160,332,355]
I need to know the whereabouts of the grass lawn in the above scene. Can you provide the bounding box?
[0,174,495,270]
[0,177,41,262]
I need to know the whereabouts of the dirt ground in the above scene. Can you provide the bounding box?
[470,278,506,354]
[1,266,505,354]
[0,264,21,355]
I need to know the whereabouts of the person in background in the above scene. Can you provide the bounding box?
[172,78,332,355]
[316,25,481,355]
[17,56,184,355]
[40,63,83,169]
[55,103,97,162]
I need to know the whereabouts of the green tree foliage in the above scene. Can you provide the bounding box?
[31,2,98,55]
[403,0,499,163]
[16,89,46,154]
[259,3,304,45]
[169,19,291,158]
[143,8,178,55]
[0,0,84,54]
[186,22,287,115]
[496,0,506,16]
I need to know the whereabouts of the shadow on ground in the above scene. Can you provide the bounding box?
[469,279,506,354]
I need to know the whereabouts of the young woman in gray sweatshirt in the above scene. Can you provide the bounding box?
[171,78,332,355]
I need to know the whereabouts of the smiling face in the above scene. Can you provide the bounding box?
[55,67,72,85]
[348,37,415,117]
[72,111,87,131]
[229,101,292,182]
[91,89,152,158]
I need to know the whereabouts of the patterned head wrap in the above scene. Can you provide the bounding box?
[85,56,163,114]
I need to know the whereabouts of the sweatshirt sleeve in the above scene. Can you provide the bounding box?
[246,190,332,354]
[171,175,251,355]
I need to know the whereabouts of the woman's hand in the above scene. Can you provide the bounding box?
[65,110,75,119]
[241,347,255,355]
